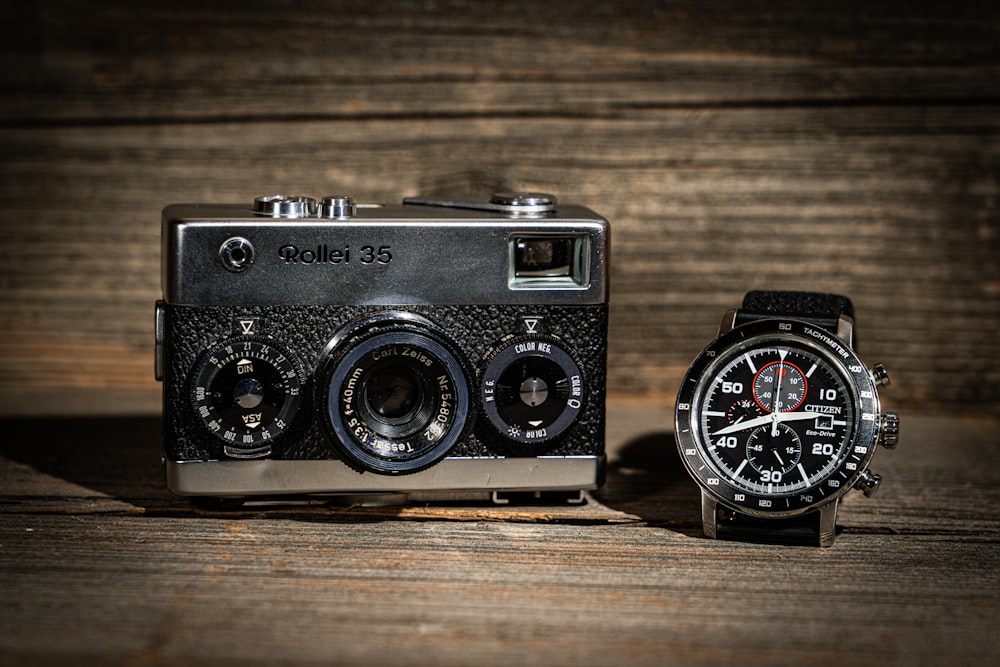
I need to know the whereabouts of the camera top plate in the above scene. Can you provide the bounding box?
[162,193,609,307]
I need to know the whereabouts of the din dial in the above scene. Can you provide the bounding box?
[191,336,305,457]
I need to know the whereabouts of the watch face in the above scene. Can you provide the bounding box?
[675,318,881,517]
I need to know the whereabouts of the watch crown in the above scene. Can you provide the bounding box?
[855,470,882,498]
[879,412,900,449]
[870,364,891,387]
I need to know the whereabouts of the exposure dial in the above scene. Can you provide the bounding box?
[480,331,584,449]
[190,336,306,458]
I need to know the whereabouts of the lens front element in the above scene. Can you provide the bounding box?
[322,316,471,474]
[362,361,426,432]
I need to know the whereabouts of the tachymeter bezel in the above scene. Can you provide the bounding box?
[675,318,881,519]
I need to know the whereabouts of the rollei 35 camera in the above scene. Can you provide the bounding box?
[155,192,609,505]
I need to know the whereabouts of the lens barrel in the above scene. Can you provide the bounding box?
[320,313,472,474]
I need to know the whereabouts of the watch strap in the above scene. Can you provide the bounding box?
[735,290,854,333]
[714,508,824,547]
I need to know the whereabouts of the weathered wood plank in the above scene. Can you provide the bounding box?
[1,107,997,414]
[0,517,996,667]
[4,1,999,123]
[0,407,996,535]
[0,408,997,666]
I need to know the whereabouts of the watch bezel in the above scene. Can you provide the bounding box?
[675,317,882,519]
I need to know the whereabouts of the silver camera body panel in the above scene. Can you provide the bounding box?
[156,193,610,503]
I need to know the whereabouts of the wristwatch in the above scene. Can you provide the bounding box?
[674,291,899,547]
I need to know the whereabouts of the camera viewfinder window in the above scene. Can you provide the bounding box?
[509,235,590,290]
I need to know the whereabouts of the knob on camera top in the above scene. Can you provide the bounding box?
[251,191,556,219]
[253,194,358,219]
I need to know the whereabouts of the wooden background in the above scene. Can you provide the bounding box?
[1,0,999,416]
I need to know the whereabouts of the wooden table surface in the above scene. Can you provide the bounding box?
[1,401,996,666]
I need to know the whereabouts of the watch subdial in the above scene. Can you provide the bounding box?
[753,360,808,413]
[726,398,764,432]
[746,423,802,479]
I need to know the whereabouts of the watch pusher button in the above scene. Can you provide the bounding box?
[870,364,891,387]
[855,470,882,498]
[879,412,900,448]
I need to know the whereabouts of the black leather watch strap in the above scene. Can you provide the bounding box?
[735,290,854,333]
[714,507,823,546]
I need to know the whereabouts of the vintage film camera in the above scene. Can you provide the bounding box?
[155,192,609,504]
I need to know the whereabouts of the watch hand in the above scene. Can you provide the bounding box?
[773,361,785,406]
[714,410,826,436]
[714,413,773,435]
[773,411,826,423]
[771,362,786,436]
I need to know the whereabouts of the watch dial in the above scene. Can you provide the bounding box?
[675,320,880,516]
[696,341,853,495]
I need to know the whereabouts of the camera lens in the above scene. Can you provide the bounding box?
[366,365,421,420]
[358,359,431,438]
[320,313,472,474]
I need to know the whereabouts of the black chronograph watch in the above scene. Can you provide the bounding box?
[674,291,899,547]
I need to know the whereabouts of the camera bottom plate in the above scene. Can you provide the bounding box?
[165,455,605,500]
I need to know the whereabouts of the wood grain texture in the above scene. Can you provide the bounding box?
[0,0,998,416]
[0,404,997,666]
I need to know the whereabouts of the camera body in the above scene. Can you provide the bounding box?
[155,193,609,503]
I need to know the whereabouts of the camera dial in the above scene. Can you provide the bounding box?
[480,332,584,448]
[190,336,306,458]
[319,313,473,475]
[252,195,317,218]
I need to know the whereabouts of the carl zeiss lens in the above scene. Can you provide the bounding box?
[322,314,472,474]
[358,356,431,440]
